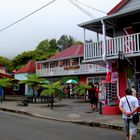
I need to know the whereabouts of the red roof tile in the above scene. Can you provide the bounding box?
[107,0,129,15]
[48,44,83,61]
[15,60,36,74]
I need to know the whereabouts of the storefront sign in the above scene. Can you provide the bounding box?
[111,72,118,82]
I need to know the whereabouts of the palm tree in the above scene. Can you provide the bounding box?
[73,83,91,101]
[0,78,13,88]
[0,78,13,102]
[40,81,63,109]
[19,74,47,96]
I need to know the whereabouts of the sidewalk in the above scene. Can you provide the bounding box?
[0,98,139,131]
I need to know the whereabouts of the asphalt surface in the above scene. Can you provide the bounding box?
[1,111,140,140]
[0,98,139,132]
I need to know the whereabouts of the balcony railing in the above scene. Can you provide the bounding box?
[36,64,106,77]
[84,33,140,60]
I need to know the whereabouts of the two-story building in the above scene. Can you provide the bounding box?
[36,44,106,85]
[79,0,140,114]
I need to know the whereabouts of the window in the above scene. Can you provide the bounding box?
[64,59,70,66]
[13,84,19,91]
[71,58,78,66]
[87,76,105,84]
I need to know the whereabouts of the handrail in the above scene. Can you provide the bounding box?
[84,33,140,60]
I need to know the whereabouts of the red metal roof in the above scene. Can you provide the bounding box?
[0,64,5,67]
[14,60,36,74]
[48,44,84,61]
[107,0,129,15]
[0,72,13,79]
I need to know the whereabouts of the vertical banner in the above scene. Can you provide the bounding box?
[106,62,112,82]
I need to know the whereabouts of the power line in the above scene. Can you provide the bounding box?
[0,0,56,32]
[67,0,96,19]
[75,0,106,14]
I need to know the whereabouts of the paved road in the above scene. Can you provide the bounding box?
[0,111,140,140]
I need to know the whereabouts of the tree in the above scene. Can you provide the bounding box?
[0,56,13,73]
[12,39,57,69]
[9,36,82,71]
[73,83,91,101]
[12,51,34,70]
[49,39,58,50]
[0,78,13,88]
[57,35,76,50]
[74,41,83,45]
[40,81,63,98]
[19,74,47,96]
[34,39,58,61]
[40,81,64,109]
[36,39,50,51]
[0,78,13,102]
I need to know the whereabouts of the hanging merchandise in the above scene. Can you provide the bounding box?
[106,62,112,82]
[99,80,118,105]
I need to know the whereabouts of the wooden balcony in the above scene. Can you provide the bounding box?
[36,64,106,77]
[84,33,140,62]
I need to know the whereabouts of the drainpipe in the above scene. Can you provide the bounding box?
[101,20,106,62]
[84,28,86,61]
[97,32,99,42]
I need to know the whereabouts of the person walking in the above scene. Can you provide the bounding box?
[119,88,139,140]
[94,83,99,111]
[88,83,98,112]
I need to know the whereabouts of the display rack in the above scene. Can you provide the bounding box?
[105,82,117,105]
[137,80,140,100]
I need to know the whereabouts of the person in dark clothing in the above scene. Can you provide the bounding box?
[88,84,98,111]
[66,85,70,98]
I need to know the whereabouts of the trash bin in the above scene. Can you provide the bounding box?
[0,87,4,103]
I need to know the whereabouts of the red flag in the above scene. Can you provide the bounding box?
[106,62,112,82]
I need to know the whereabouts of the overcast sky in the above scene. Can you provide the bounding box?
[0,0,120,59]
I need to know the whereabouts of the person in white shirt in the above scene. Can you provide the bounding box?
[119,88,139,140]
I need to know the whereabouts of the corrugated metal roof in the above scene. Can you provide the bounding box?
[0,72,13,79]
[115,0,140,14]
[14,60,36,74]
[37,44,84,63]
[107,0,129,15]
[79,0,140,29]
[78,5,140,36]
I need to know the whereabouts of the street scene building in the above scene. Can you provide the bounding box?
[36,44,106,84]
[79,0,140,114]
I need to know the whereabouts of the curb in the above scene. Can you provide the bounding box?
[0,108,33,117]
[0,107,140,132]
[73,121,124,131]
[0,107,123,131]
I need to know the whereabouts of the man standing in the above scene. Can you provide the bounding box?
[119,88,139,140]
[88,84,98,111]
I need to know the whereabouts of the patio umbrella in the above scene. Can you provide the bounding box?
[66,79,78,84]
